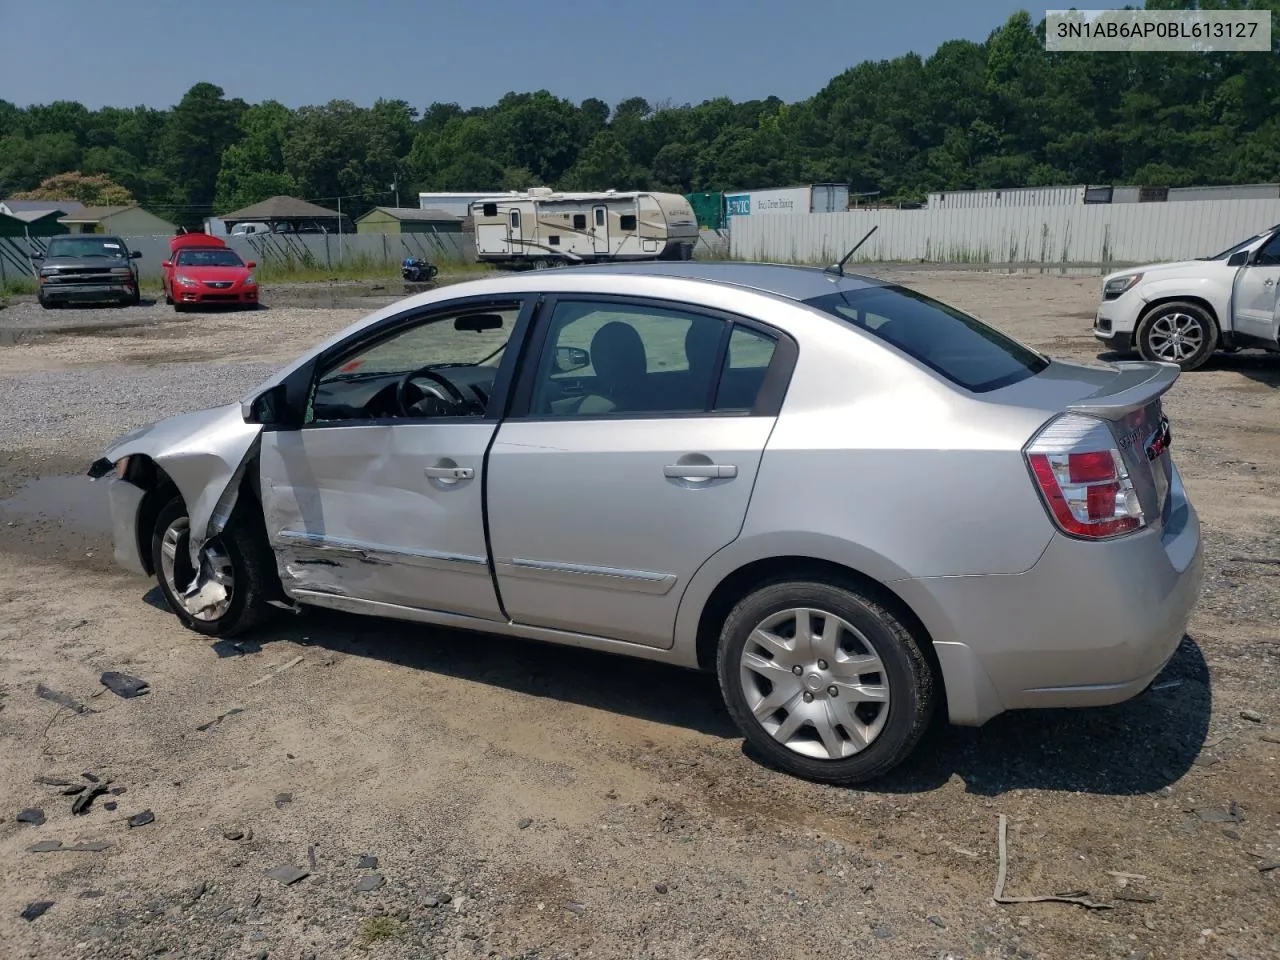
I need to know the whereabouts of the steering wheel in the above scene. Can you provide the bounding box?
[395,366,471,416]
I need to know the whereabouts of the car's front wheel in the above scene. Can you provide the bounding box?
[1136,301,1217,370]
[717,579,935,785]
[150,496,275,637]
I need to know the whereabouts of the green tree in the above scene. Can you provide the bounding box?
[13,171,134,205]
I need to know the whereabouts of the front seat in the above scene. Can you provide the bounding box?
[572,321,649,414]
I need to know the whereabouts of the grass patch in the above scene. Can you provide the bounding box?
[2,278,37,297]
[355,916,404,947]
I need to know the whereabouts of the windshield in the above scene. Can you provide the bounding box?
[176,248,244,268]
[1203,226,1279,260]
[805,285,1049,393]
[45,237,129,259]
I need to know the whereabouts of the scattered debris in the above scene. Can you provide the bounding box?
[991,815,1111,910]
[948,844,981,859]
[437,893,452,905]
[223,828,247,841]
[927,916,947,928]
[99,671,150,699]
[82,773,100,783]
[16,808,46,825]
[1228,556,1280,566]
[27,840,109,853]
[355,874,386,893]
[1107,871,1148,882]
[103,801,118,811]
[275,792,293,809]
[20,901,53,922]
[1114,889,1161,903]
[358,854,378,869]
[1150,679,1183,692]
[1262,733,1280,744]
[248,655,304,688]
[517,817,533,830]
[127,809,155,828]
[423,896,440,908]
[1239,709,1263,723]
[196,707,245,732]
[72,780,111,815]
[189,882,207,902]
[110,786,126,795]
[78,890,104,899]
[873,925,894,940]
[33,775,75,787]
[35,683,87,714]
[654,883,669,894]
[564,901,586,916]
[1257,862,1279,873]
[61,784,86,796]
[264,863,309,886]
[308,844,317,869]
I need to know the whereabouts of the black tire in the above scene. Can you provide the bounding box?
[1136,301,1217,371]
[150,496,276,638]
[716,579,935,785]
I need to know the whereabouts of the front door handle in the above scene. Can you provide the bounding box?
[425,465,474,480]
[663,463,737,480]
[1264,278,1275,286]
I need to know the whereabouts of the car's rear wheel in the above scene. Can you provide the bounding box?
[150,496,275,637]
[1136,301,1217,370]
[717,579,935,784]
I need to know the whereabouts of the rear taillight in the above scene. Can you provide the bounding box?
[1025,413,1145,539]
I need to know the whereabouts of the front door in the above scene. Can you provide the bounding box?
[591,205,609,255]
[486,297,788,648]
[259,300,528,620]
[1234,232,1280,344]
[506,207,523,257]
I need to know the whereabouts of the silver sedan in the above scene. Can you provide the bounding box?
[89,262,1204,783]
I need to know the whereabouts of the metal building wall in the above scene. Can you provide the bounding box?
[925,186,1086,209]
[729,198,1280,266]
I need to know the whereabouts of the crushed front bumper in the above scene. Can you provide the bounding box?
[101,476,148,576]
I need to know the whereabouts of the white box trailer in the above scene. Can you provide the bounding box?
[469,188,697,268]
[724,183,850,221]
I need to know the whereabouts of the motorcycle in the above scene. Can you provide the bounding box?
[401,257,438,283]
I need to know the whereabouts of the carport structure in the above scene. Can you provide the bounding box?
[217,196,349,234]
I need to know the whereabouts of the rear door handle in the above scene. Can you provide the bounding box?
[1264,278,1275,286]
[663,463,737,479]
[425,465,474,480]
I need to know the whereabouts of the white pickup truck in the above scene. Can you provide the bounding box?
[1093,223,1280,370]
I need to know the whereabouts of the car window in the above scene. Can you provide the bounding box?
[176,249,244,267]
[715,326,778,412]
[530,301,729,417]
[804,285,1048,393]
[1253,233,1280,266]
[45,237,128,259]
[307,304,519,424]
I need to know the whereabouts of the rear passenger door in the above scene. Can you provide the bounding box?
[486,297,796,649]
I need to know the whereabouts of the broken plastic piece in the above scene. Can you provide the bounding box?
[100,672,150,699]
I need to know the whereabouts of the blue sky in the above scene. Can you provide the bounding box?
[2,0,1035,111]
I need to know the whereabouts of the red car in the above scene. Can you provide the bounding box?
[162,233,259,312]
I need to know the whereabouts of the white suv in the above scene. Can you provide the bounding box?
[1093,224,1280,370]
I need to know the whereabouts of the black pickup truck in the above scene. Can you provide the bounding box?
[33,235,142,308]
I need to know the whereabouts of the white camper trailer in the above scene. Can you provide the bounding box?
[469,188,697,268]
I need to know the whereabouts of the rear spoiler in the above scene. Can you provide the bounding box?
[1067,361,1180,420]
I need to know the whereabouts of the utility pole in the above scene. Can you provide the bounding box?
[337,195,343,265]
[392,178,400,208]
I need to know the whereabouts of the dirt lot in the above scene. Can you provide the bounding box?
[0,273,1277,960]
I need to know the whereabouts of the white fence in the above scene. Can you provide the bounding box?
[729,198,1280,267]
[1,229,469,285]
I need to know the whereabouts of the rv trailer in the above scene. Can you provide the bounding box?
[469,188,697,268]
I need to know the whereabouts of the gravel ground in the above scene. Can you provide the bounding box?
[0,271,1277,960]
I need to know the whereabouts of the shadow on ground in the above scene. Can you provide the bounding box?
[1097,348,1279,389]
[164,586,1212,797]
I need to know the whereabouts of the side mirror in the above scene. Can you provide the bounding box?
[1227,251,1249,267]
[28,252,43,261]
[554,345,590,373]
[243,384,288,425]
[162,260,172,268]
[246,261,257,269]
[130,250,142,259]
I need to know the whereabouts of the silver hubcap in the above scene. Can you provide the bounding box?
[1148,312,1204,363]
[159,517,234,621]
[738,607,890,760]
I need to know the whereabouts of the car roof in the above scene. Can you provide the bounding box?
[552,261,889,303]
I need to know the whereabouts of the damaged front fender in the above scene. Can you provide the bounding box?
[100,403,263,561]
